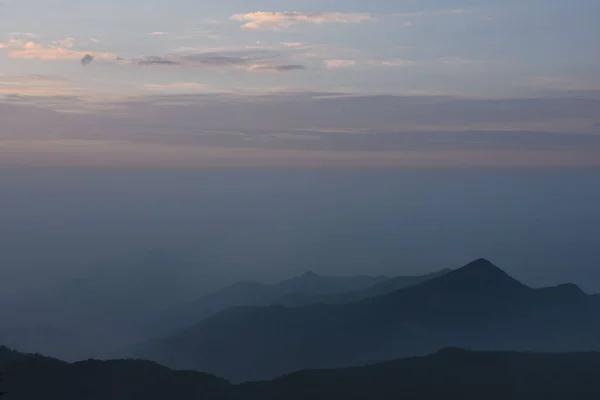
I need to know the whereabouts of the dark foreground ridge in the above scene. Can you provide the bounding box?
[3,346,600,399]
[141,258,600,381]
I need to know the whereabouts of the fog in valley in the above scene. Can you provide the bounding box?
[0,167,598,361]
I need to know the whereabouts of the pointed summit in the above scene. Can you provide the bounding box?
[429,258,528,293]
[454,258,513,278]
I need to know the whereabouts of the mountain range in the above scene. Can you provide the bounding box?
[140,259,600,382]
[3,346,600,399]
[147,268,451,337]
[0,250,213,360]
[0,249,449,361]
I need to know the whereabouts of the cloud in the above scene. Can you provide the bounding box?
[143,82,208,92]
[136,53,262,67]
[367,58,419,67]
[3,93,600,167]
[133,50,307,73]
[0,74,81,97]
[176,31,222,40]
[440,57,485,66]
[8,32,38,40]
[324,59,357,69]
[319,58,419,69]
[181,53,255,66]
[149,32,169,36]
[281,42,306,48]
[3,90,600,167]
[273,64,307,72]
[0,39,26,49]
[80,54,94,66]
[138,56,180,65]
[0,38,116,62]
[247,64,308,73]
[53,37,75,48]
[230,11,375,31]
[529,76,600,94]
[394,9,472,17]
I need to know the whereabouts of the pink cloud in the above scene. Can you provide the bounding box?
[230,12,375,31]
[324,59,357,69]
[0,39,115,61]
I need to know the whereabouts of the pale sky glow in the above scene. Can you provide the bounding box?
[0,0,599,166]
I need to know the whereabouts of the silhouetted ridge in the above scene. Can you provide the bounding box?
[536,283,587,304]
[548,283,585,296]
[141,258,600,382]
[436,347,473,356]
[9,345,600,399]
[457,258,508,276]
[434,258,527,292]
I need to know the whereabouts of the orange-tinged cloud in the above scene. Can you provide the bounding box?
[324,59,357,69]
[231,11,375,31]
[0,38,116,61]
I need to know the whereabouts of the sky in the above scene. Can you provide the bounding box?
[1,0,600,166]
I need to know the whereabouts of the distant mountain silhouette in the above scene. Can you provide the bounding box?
[145,269,452,338]
[271,268,453,307]
[147,269,447,337]
[141,259,600,381]
[0,346,229,400]
[0,250,213,360]
[4,346,600,399]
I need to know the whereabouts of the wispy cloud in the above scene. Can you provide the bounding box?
[137,56,181,66]
[0,38,116,62]
[132,50,307,73]
[176,31,222,40]
[53,37,76,48]
[0,74,79,97]
[530,76,600,93]
[3,92,600,167]
[281,42,306,48]
[230,11,375,31]
[367,58,419,67]
[393,9,472,18]
[323,58,420,69]
[143,82,209,92]
[440,57,486,66]
[324,59,357,69]
[247,64,307,73]
[8,32,39,40]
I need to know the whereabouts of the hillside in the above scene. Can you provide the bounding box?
[0,250,213,360]
[3,346,600,399]
[141,259,600,381]
[146,270,403,336]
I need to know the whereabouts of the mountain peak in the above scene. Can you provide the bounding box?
[437,258,527,292]
[456,258,509,276]
[465,258,497,268]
